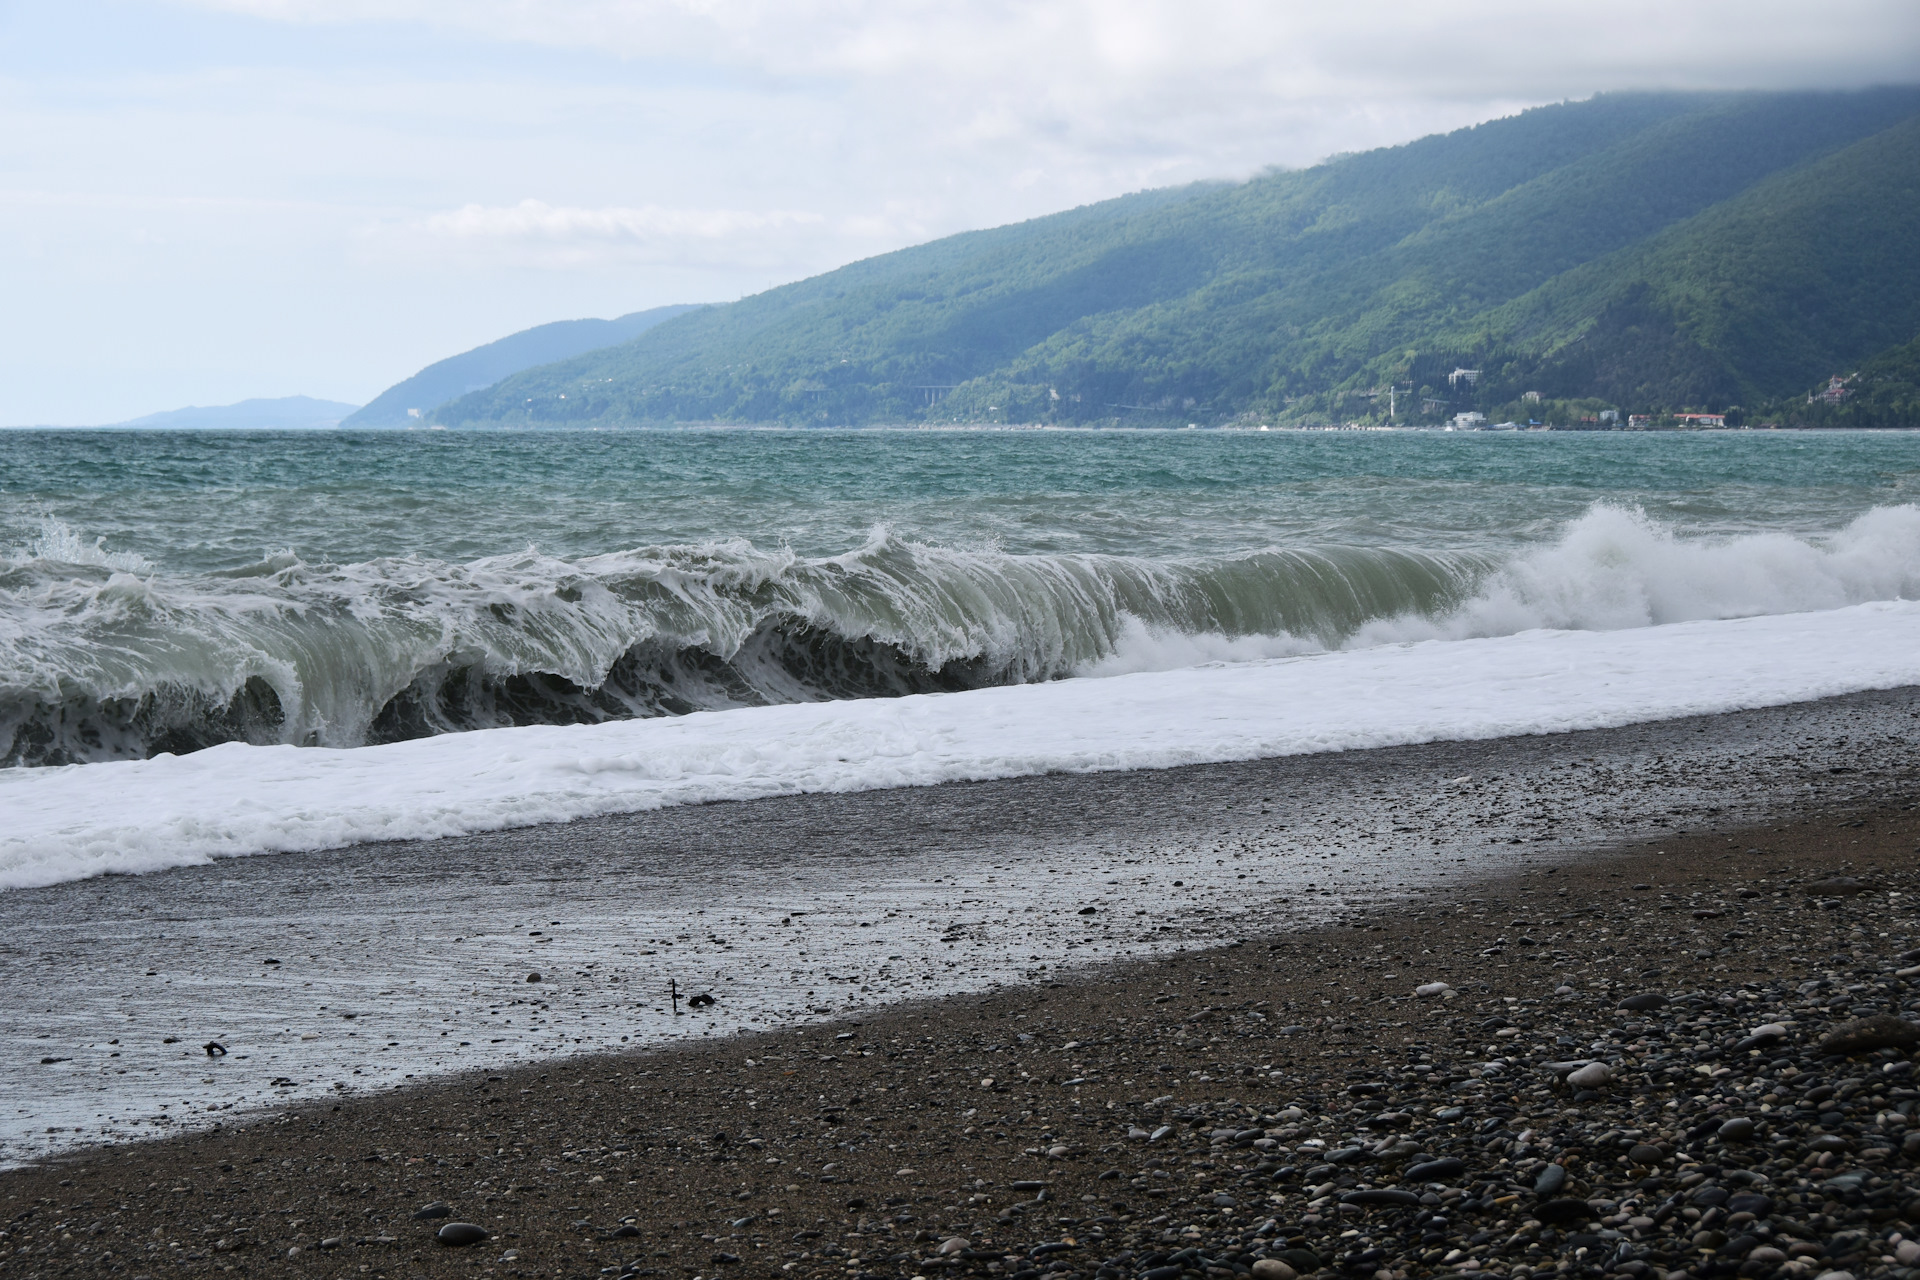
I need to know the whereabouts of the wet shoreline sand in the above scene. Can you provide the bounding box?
[4,692,1920,1279]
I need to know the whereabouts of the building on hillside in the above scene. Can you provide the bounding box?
[1451,411,1487,429]
[1448,368,1481,389]
[1816,375,1849,405]
[1672,412,1727,427]
[1522,390,1542,403]
[1628,415,1654,428]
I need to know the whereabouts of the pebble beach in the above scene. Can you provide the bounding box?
[4,717,1920,1280]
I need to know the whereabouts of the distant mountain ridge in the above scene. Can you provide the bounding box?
[115,396,359,429]
[343,304,704,427]
[430,87,1920,428]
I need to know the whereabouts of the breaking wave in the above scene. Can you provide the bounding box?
[4,503,1918,767]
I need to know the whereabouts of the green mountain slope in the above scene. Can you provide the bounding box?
[344,304,702,427]
[435,87,1920,428]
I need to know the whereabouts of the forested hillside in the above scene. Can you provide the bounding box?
[434,88,1920,428]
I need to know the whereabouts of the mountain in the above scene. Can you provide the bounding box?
[432,87,1920,429]
[115,396,360,429]
[342,304,705,427]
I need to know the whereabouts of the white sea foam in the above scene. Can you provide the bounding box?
[4,599,1918,891]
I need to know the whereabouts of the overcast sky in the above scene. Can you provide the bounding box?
[2,0,1916,424]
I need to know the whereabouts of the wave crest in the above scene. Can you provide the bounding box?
[3,504,1916,767]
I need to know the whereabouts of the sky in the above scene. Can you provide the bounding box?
[2,1,1917,424]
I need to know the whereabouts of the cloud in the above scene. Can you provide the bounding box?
[408,198,825,266]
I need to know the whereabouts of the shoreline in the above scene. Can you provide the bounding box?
[3,688,1920,1168]
[4,772,1920,1278]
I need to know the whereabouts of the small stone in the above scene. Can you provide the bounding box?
[1533,1163,1567,1196]
[1618,993,1669,1012]
[1627,1143,1664,1165]
[412,1202,452,1220]
[1717,1117,1757,1143]
[436,1222,490,1247]
[1747,1247,1788,1265]
[1817,1014,1920,1055]
[1808,1135,1851,1153]
[1896,1240,1920,1265]
[1566,1062,1612,1089]
[612,1225,641,1238]
[1250,1260,1297,1280]
[938,1238,970,1256]
[1047,1145,1069,1158]
[526,972,541,983]
[1211,1193,1238,1207]
[1727,1193,1774,1217]
[1340,1189,1421,1207]
[1414,982,1452,997]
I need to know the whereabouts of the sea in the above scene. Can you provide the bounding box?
[5,425,1920,1160]
[3,426,1920,883]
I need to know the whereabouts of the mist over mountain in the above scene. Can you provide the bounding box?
[111,396,361,430]
[431,88,1920,429]
[343,304,703,427]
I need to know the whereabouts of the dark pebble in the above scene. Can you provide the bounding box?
[1717,1116,1757,1143]
[1618,993,1670,1011]
[1537,1199,1595,1225]
[412,1202,452,1220]
[1533,1163,1567,1196]
[436,1222,490,1246]
[1341,1189,1422,1207]
[1627,1143,1664,1164]
[1405,1157,1467,1181]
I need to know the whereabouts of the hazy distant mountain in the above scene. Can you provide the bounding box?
[116,396,360,429]
[433,86,1920,428]
[342,304,705,427]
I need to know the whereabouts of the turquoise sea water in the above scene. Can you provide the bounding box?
[4,427,1919,766]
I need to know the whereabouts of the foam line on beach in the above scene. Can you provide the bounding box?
[4,599,1920,890]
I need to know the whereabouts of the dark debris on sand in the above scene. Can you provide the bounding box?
[6,802,1920,1280]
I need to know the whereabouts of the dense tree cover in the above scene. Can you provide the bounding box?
[1771,334,1920,428]
[433,88,1920,429]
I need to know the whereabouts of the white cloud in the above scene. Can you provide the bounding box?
[409,199,826,265]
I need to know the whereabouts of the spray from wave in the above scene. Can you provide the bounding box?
[3,504,1916,767]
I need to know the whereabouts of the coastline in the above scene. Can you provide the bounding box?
[4,755,1919,1278]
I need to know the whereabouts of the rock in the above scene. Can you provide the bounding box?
[1727,1193,1774,1217]
[1717,1117,1757,1143]
[1250,1261,1296,1280]
[1627,1143,1664,1164]
[526,972,541,983]
[1808,1135,1851,1153]
[1804,877,1870,895]
[687,993,716,1007]
[1405,1157,1467,1182]
[1340,1189,1421,1207]
[1533,1163,1567,1196]
[612,1225,641,1238]
[1566,1062,1612,1089]
[412,1202,452,1220]
[1897,1240,1920,1266]
[938,1238,970,1256]
[436,1222,490,1247]
[1817,1014,1920,1054]
[1414,982,1452,997]
[1211,1193,1238,1207]
[1536,1199,1595,1225]
[1747,1246,1788,1265]
[1276,1248,1322,1273]
[1618,993,1669,1011]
